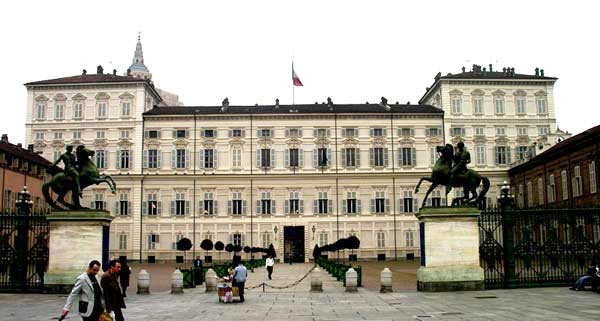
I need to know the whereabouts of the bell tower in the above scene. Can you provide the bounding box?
[127,33,152,79]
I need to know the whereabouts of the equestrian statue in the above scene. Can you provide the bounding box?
[43,145,116,210]
[415,142,490,207]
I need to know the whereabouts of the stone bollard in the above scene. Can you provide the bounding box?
[137,269,150,295]
[310,267,323,292]
[380,267,393,293]
[205,268,217,292]
[171,269,184,294]
[345,268,358,292]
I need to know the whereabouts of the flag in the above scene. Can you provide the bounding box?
[292,62,303,86]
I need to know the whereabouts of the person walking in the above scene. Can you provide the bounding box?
[118,257,131,298]
[101,259,126,321]
[61,260,104,321]
[265,255,274,280]
[193,256,203,285]
[232,261,248,302]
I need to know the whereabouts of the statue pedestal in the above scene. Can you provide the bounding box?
[415,207,484,292]
[44,211,112,294]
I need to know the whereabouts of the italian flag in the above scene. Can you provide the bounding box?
[292,62,303,86]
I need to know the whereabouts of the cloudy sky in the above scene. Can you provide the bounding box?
[1,1,598,144]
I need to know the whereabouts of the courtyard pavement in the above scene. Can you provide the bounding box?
[1,263,599,321]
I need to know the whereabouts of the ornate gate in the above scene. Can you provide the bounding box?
[0,209,49,292]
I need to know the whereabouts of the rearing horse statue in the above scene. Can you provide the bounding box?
[42,145,116,210]
[415,144,490,207]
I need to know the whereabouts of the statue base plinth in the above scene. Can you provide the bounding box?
[415,206,484,292]
[44,210,112,294]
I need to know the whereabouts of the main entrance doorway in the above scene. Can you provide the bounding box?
[283,226,305,263]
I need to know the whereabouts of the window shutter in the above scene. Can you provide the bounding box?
[313,200,318,214]
[241,234,245,247]
[299,200,304,213]
[441,197,447,206]
[128,151,133,169]
[299,149,304,167]
[116,150,121,169]
[494,146,499,165]
[242,200,247,215]
[213,200,218,214]
[369,128,374,137]
[284,199,289,214]
[170,201,175,215]
[398,199,404,213]
[341,148,346,167]
[90,201,95,209]
[356,149,361,166]
[328,200,333,213]
[185,130,190,138]
[284,149,290,167]
[157,201,162,215]
[382,128,387,136]
[385,199,391,213]
[413,198,419,212]
[342,199,347,214]
[313,149,318,167]
[270,149,275,168]
[285,129,289,137]
[213,150,218,169]
[426,197,432,207]
[256,200,261,214]
[227,200,232,214]
[357,199,362,213]
[229,234,233,244]
[143,150,148,168]
[142,202,147,215]
[507,147,512,164]
[425,128,430,136]
[157,151,161,168]
[171,150,176,168]
[326,129,331,137]
[411,148,417,166]
[256,129,261,137]
[370,199,375,213]
[271,200,276,214]
[114,201,119,215]
[228,130,232,138]
[197,149,203,168]
[256,150,261,167]
[384,149,389,166]
[313,129,317,137]
[369,148,374,166]
[327,149,332,166]
[198,200,204,214]
[144,130,149,139]
[184,201,190,215]
[185,150,190,168]
[410,129,415,137]
[172,130,176,138]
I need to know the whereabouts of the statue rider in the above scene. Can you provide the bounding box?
[450,141,470,186]
[51,145,81,198]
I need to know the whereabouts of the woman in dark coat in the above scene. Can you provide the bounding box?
[119,257,131,297]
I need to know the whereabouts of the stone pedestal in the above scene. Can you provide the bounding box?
[205,269,217,292]
[415,206,484,292]
[171,269,183,294]
[380,267,393,293]
[310,267,323,292]
[345,268,358,292]
[44,211,113,294]
[137,269,150,294]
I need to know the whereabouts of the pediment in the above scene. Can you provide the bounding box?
[313,138,330,146]
[53,94,67,101]
[118,140,133,148]
[72,93,87,100]
[201,141,216,148]
[513,89,527,96]
[144,141,160,149]
[119,92,135,99]
[95,92,110,100]
[397,137,414,145]
[51,140,65,148]
[94,139,108,148]
[286,137,303,145]
[495,137,509,145]
[33,141,47,149]
[35,95,49,101]
[516,136,530,144]
[228,138,245,146]
[173,139,189,148]
[492,90,505,96]
[451,136,464,145]
[342,137,359,145]
[473,136,487,144]
[534,90,547,96]
[425,137,442,145]
[470,89,484,96]
[449,89,463,95]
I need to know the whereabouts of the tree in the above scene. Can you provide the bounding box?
[233,244,242,254]
[214,241,224,262]
[347,236,360,254]
[312,244,321,259]
[200,239,213,259]
[243,246,251,253]
[176,238,193,263]
[267,244,276,258]
[225,243,234,253]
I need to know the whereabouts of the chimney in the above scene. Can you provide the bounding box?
[16,143,22,149]
[27,144,34,152]
[461,66,466,73]
[126,68,131,76]
[96,65,103,74]
[535,67,539,76]
[502,67,507,75]
[540,69,545,77]
[275,98,280,109]
[489,64,493,72]
[1,134,7,143]
[113,69,117,75]
[327,97,333,111]
[82,69,87,75]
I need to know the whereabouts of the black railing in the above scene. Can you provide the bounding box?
[479,207,600,289]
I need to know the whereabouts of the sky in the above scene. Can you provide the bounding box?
[1,0,599,145]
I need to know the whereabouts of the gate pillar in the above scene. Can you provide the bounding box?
[44,211,113,294]
[415,206,484,292]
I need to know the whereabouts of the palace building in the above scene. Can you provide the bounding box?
[23,38,567,262]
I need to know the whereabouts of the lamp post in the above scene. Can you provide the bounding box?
[312,225,316,240]
[16,186,33,215]
[273,225,278,240]
[14,186,33,289]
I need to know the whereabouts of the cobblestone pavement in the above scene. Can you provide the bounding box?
[1,263,599,321]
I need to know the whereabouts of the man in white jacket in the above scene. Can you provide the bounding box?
[265,255,274,280]
[61,260,105,321]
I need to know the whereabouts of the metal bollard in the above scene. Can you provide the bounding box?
[171,269,184,294]
[205,268,217,292]
[345,268,358,292]
[380,267,393,293]
[310,267,323,292]
[137,269,150,295]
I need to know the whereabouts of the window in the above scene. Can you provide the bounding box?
[451,96,462,114]
[495,146,510,165]
[287,128,301,137]
[94,193,105,210]
[342,148,359,167]
[204,149,216,169]
[548,175,556,203]
[34,132,44,140]
[55,103,64,119]
[536,96,547,114]
[147,233,159,250]
[345,191,358,214]
[474,127,485,136]
[374,191,386,214]
[538,127,550,136]
[518,184,524,208]
[516,146,529,161]
[344,128,357,137]
[451,127,465,137]
[174,149,188,169]
[475,145,486,165]
[96,131,105,139]
[119,234,127,250]
[286,148,301,167]
[145,192,159,216]
[495,127,506,136]
[403,190,415,213]
[54,132,63,140]
[426,128,440,137]
[145,130,160,139]
[262,233,272,248]
[203,192,215,215]
[473,96,483,114]
[318,232,328,247]
[118,193,130,215]
[259,148,272,168]
[376,231,385,248]
[231,129,243,137]
[399,147,416,166]
[399,128,414,137]
[372,128,384,137]
[172,192,188,216]
[494,96,504,114]
[53,150,61,162]
[121,102,131,117]
[516,97,526,114]
[286,190,301,214]
[517,127,528,136]
[258,129,271,137]
[316,191,331,214]
[173,234,184,249]
[120,130,130,140]
[203,129,215,138]
[573,166,583,197]
[36,104,46,120]
[95,150,106,169]
[315,128,329,137]
[259,191,273,214]
[527,181,533,207]
[230,191,244,215]
[4,190,13,211]
[590,161,597,194]
[232,148,242,167]
[73,102,83,119]
[97,102,107,118]
[370,148,387,167]
[561,170,568,200]
[118,150,130,169]
[72,131,81,140]
[430,147,439,166]
[405,230,414,247]
[146,149,160,169]
[175,130,187,138]
[537,177,544,206]
[315,148,330,167]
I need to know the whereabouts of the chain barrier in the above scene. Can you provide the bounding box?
[245,264,316,291]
